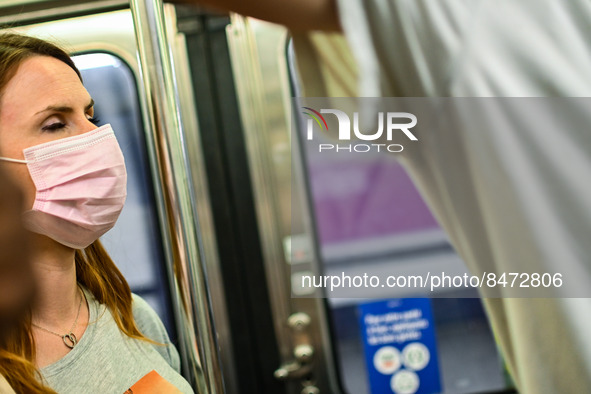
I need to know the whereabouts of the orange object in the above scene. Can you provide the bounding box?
[124,370,183,394]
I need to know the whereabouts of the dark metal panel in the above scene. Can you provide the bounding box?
[176,8,286,394]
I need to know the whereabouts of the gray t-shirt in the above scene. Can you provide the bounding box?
[41,288,193,393]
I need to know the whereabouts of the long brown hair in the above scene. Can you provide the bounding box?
[0,33,147,393]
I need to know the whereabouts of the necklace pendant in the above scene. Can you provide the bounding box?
[62,333,77,349]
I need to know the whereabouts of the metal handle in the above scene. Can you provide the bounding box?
[275,314,315,381]
[129,1,225,393]
[274,360,313,381]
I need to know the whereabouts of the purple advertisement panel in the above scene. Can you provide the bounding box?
[305,138,439,246]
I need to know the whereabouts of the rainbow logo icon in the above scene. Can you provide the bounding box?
[302,107,329,131]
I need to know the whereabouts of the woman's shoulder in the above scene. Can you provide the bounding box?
[131,294,169,343]
[131,294,181,372]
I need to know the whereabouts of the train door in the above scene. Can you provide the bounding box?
[225,16,517,394]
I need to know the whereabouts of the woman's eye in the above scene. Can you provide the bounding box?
[42,122,67,132]
[88,116,100,126]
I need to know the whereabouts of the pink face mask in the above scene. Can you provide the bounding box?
[0,124,127,249]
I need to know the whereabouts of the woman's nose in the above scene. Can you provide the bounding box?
[77,117,100,135]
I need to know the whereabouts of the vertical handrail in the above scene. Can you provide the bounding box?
[129,1,224,393]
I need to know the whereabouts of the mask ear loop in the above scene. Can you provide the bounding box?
[0,157,28,164]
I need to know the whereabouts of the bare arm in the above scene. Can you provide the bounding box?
[170,0,341,32]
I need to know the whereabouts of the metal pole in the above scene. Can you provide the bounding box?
[129,1,225,393]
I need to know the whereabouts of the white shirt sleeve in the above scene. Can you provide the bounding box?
[336,0,591,97]
[336,0,479,96]
[322,1,591,393]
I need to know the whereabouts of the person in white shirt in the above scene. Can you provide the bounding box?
[175,1,591,392]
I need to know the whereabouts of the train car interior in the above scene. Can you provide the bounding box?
[0,1,523,393]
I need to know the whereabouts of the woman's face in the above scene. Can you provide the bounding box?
[0,55,96,319]
[0,55,98,208]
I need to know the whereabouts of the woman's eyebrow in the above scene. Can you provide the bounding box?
[34,98,95,115]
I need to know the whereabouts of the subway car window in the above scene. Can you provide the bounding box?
[73,53,174,335]
[287,42,512,394]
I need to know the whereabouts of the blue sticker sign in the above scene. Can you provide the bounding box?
[358,298,442,394]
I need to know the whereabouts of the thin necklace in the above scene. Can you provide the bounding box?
[32,286,85,349]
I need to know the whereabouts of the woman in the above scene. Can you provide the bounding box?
[0,33,193,393]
